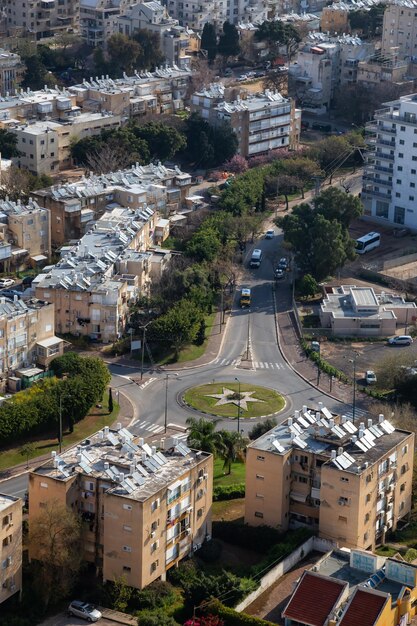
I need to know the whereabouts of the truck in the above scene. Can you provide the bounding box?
[249,249,263,268]
[240,288,251,308]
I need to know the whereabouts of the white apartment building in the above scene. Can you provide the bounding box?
[289,33,373,111]
[382,0,417,60]
[166,0,268,31]
[80,0,139,47]
[0,50,23,96]
[191,83,300,156]
[0,0,79,39]
[362,93,417,229]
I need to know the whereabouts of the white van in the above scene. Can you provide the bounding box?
[250,249,263,268]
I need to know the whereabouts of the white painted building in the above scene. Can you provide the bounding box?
[362,93,417,229]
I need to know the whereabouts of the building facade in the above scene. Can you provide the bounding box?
[0,198,51,265]
[29,426,213,589]
[0,494,22,605]
[0,0,79,39]
[0,50,24,96]
[245,405,414,550]
[382,0,417,60]
[362,93,417,229]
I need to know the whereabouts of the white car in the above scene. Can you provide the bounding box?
[265,229,275,239]
[388,335,413,346]
[0,278,15,288]
[365,370,377,385]
[68,600,102,622]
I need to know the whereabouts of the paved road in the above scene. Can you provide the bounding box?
[0,223,362,498]
[39,613,123,626]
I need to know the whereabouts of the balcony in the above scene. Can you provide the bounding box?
[362,188,392,200]
[376,138,396,148]
[375,152,395,161]
[365,165,393,174]
[362,176,392,187]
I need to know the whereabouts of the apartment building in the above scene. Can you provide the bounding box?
[382,0,417,59]
[320,4,349,34]
[0,198,51,265]
[320,285,417,337]
[0,0,79,39]
[0,296,63,382]
[33,201,160,340]
[362,93,417,229]
[245,404,414,550]
[191,83,300,157]
[289,33,373,110]
[0,494,22,605]
[80,0,139,47]
[357,56,414,91]
[0,50,24,96]
[283,548,417,626]
[29,426,212,589]
[33,163,191,247]
[166,0,268,31]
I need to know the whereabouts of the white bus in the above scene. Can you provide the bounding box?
[355,232,381,254]
[249,249,263,268]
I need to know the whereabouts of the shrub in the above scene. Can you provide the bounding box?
[248,418,277,440]
[405,548,417,563]
[134,580,177,610]
[197,539,223,563]
[213,522,287,553]
[202,600,276,625]
[137,609,180,625]
[213,484,245,501]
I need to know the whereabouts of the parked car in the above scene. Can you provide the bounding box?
[311,341,321,353]
[68,600,102,622]
[265,229,275,239]
[274,268,285,280]
[224,68,233,76]
[238,74,248,81]
[278,257,288,270]
[388,335,413,346]
[365,370,377,385]
[0,278,15,288]
[1,289,21,299]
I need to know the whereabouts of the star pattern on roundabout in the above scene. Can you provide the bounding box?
[205,387,265,411]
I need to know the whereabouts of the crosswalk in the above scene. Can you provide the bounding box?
[131,419,188,438]
[339,406,370,422]
[212,357,288,370]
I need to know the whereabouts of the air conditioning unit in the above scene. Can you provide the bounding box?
[203,473,208,480]
[187,506,193,513]
[198,476,203,483]
[186,528,192,535]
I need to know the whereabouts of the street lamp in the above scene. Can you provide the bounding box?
[235,377,241,433]
[164,373,178,433]
[140,320,154,381]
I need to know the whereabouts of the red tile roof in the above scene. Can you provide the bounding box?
[339,588,388,626]
[282,571,348,626]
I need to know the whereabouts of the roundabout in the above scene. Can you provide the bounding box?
[182,382,286,419]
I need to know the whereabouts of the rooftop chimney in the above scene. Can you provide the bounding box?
[331,449,336,459]
[367,418,373,428]
[104,462,109,470]
[288,418,293,427]
[379,414,384,424]
[337,446,343,456]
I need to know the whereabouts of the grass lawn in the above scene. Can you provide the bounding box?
[0,389,119,471]
[184,382,285,418]
[213,457,246,486]
[159,312,217,365]
[375,545,401,558]
[212,498,245,522]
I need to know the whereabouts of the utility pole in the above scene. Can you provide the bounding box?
[140,320,153,380]
[235,377,241,433]
[246,309,251,360]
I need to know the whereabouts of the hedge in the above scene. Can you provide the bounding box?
[213,483,245,501]
[202,600,276,625]
[301,339,350,383]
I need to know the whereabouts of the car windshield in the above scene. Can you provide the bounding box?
[84,604,95,612]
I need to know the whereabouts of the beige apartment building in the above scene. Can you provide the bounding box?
[0,198,51,264]
[382,0,417,59]
[0,0,79,39]
[0,296,63,383]
[29,426,213,589]
[0,494,22,605]
[245,405,414,550]
[33,163,191,247]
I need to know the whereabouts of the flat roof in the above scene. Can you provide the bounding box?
[351,287,379,308]
[0,493,20,512]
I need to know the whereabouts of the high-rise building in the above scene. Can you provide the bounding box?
[0,0,79,39]
[381,0,417,59]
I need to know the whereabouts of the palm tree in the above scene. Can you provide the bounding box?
[186,417,223,455]
[217,430,246,475]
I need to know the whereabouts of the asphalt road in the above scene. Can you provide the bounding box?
[0,226,361,498]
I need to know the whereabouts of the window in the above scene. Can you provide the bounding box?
[40,482,48,488]
[397,179,402,184]
[402,444,409,455]
[340,477,349,483]
[151,520,158,532]
[412,169,416,174]
[409,196,414,201]
[400,126,406,131]
[366,493,371,503]
[365,513,370,522]
[398,166,403,171]
[151,498,160,512]
[398,153,404,158]
[396,192,401,198]
[300,455,308,464]
[401,463,409,475]
[411,182,415,188]
[254,511,264,518]
[197,508,204,519]
[256,455,265,462]
[256,493,264,499]
[151,560,159,571]
[123,504,132,511]
[399,139,405,145]
[256,474,264,480]
[339,497,349,506]
[401,482,406,492]
[338,516,347,523]
[413,156,417,161]
[122,545,132,552]
[298,476,308,484]
[123,566,131,573]
[123,525,132,532]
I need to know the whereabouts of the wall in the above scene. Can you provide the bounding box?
[235,536,335,612]
[382,252,417,271]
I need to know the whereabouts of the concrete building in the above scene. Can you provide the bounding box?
[357,56,414,91]
[0,198,51,267]
[282,548,417,626]
[245,404,414,550]
[29,426,213,589]
[0,50,24,96]
[0,0,79,39]
[320,4,349,34]
[165,0,269,31]
[0,297,63,382]
[319,285,417,336]
[33,163,191,247]
[382,0,417,60]
[362,93,417,229]
[0,494,22,605]
[80,0,138,47]
[289,33,373,111]
[191,83,300,157]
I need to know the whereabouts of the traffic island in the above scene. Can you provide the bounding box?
[183,382,285,419]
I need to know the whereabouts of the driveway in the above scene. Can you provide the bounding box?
[39,616,120,626]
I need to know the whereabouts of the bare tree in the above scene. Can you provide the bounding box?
[85,141,132,175]
[186,58,216,98]
[29,499,82,608]
[263,69,288,94]
[0,166,35,202]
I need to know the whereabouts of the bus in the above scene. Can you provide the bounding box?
[240,288,251,308]
[249,249,263,268]
[355,232,381,254]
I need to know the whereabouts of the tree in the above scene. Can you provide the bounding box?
[255,21,301,62]
[263,68,288,94]
[21,54,55,90]
[137,609,179,625]
[19,442,35,468]
[108,388,114,414]
[28,500,82,608]
[298,274,319,298]
[218,21,240,59]
[217,430,246,474]
[149,298,203,358]
[0,129,20,159]
[275,156,323,198]
[265,173,301,209]
[333,81,405,125]
[249,418,278,440]
[201,23,217,63]
[223,154,248,174]
[85,141,132,174]
[133,122,186,161]
[312,187,363,228]
[133,29,165,70]
[307,135,353,180]
[107,33,141,74]
[186,417,223,455]
[185,113,238,167]
[0,166,52,202]
[349,5,385,37]
[186,227,222,262]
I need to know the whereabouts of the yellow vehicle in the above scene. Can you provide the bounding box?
[240,288,251,308]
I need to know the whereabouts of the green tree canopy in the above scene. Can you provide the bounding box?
[312,187,363,228]
[107,33,141,74]
[201,23,217,62]
[255,20,301,60]
[186,227,222,262]
[186,417,223,455]
[132,121,186,161]
[0,129,20,159]
[149,298,204,357]
[218,21,240,57]
[185,113,238,167]
[133,29,165,69]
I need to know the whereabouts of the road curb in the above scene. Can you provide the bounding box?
[271,286,345,405]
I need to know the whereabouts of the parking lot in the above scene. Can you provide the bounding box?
[39,611,136,626]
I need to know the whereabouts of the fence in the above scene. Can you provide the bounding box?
[234,536,335,613]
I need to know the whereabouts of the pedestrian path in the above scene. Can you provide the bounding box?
[131,419,189,438]
[212,357,289,370]
[337,406,370,422]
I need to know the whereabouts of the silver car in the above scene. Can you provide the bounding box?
[68,601,102,622]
